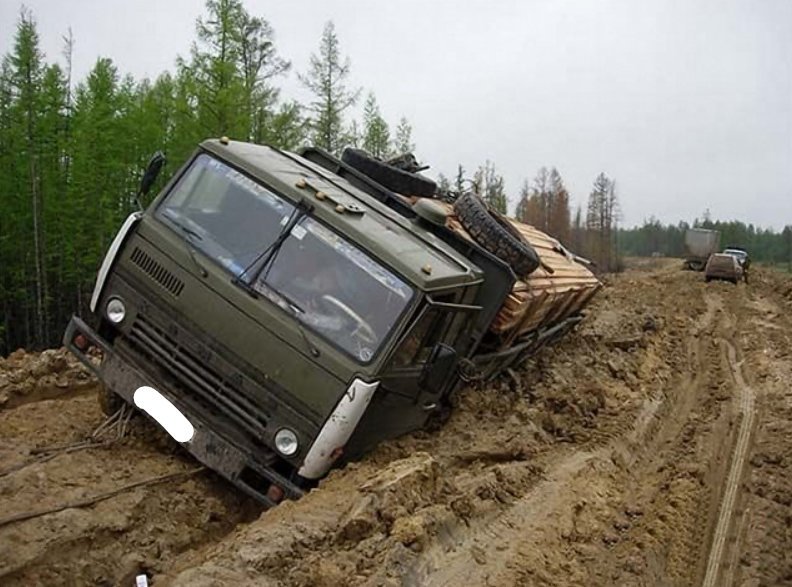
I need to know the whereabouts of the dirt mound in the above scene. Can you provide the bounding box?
[0,347,94,409]
[2,263,792,586]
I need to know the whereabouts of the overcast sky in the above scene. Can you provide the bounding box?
[1,0,790,229]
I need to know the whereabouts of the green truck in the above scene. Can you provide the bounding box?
[65,139,599,505]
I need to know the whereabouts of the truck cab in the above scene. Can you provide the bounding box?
[65,139,504,504]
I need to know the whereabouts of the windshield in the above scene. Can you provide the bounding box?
[723,249,747,261]
[157,153,414,362]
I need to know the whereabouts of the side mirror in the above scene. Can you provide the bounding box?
[420,343,458,395]
[139,151,166,197]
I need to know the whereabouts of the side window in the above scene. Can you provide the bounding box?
[392,308,442,368]
[391,294,456,368]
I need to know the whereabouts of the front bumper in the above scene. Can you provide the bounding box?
[64,316,305,506]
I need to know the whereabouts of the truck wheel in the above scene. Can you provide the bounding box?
[341,148,437,197]
[453,192,540,277]
[98,383,125,417]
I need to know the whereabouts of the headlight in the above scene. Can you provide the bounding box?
[274,428,299,456]
[106,297,126,324]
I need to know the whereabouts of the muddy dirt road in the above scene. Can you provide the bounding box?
[1,260,791,586]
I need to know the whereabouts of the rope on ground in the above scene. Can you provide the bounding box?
[0,466,205,529]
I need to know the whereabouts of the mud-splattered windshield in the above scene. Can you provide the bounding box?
[157,154,413,362]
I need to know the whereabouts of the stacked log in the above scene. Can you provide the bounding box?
[445,213,601,346]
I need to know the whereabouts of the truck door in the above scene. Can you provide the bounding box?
[346,293,480,457]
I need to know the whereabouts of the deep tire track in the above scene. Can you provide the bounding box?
[702,337,756,587]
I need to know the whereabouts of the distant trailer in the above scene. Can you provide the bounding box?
[684,228,720,271]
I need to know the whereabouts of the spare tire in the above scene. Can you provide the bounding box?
[453,192,540,277]
[341,148,437,197]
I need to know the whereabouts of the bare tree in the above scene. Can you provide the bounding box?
[585,172,620,271]
[514,167,570,243]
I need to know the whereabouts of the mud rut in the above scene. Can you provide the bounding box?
[1,262,790,587]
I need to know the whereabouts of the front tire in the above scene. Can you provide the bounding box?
[98,383,125,417]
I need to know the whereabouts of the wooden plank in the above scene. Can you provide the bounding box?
[440,203,601,342]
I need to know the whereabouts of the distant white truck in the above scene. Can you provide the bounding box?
[684,228,721,271]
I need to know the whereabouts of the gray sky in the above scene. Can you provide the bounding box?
[2,0,790,229]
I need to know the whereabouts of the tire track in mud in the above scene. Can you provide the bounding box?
[702,311,757,586]
[402,286,725,587]
[730,281,792,586]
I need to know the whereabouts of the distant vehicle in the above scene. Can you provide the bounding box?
[705,253,743,284]
[723,247,749,266]
[684,228,720,271]
[722,246,750,283]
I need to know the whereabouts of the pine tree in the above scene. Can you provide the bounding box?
[9,8,47,346]
[178,0,289,141]
[361,92,390,158]
[237,10,290,142]
[0,58,16,351]
[393,116,415,154]
[474,161,507,214]
[254,101,307,150]
[38,63,69,335]
[180,0,247,136]
[299,22,359,154]
[514,179,530,222]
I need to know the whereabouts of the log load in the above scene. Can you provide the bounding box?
[445,211,601,347]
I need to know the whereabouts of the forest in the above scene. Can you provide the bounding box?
[1,0,789,355]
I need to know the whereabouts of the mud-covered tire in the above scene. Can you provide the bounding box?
[98,383,125,417]
[341,148,437,197]
[453,192,540,277]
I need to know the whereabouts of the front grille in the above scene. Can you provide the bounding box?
[125,315,269,445]
[130,247,184,298]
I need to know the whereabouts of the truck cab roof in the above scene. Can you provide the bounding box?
[200,139,483,292]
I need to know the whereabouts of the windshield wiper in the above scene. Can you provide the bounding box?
[234,198,314,287]
[228,197,319,357]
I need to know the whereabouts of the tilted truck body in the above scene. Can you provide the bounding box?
[684,228,720,271]
[65,139,600,504]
